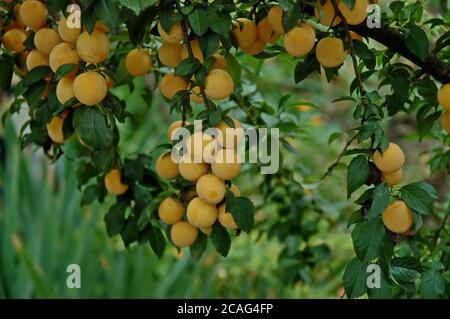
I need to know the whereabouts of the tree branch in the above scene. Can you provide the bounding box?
[320,133,358,181]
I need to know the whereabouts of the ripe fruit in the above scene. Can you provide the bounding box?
[34,28,61,55]
[56,77,74,104]
[158,197,185,225]
[125,48,153,76]
[204,69,234,100]
[157,21,184,43]
[77,31,110,64]
[58,17,81,43]
[441,110,450,133]
[315,0,341,26]
[373,143,405,173]
[242,38,266,56]
[200,227,212,236]
[218,204,238,230]
[47,113,67,144]
[382,169,403,187]
[267,5,284,34]
[187,197,218,228]
[49,42,80,73]
[3,29,27,53]
[211,148,241,180]
[26,50,49,70]
[186,132,217,163]
[159,73,189,100]
[104,169,129,196]
[20,0,48,30]
[94,21,110,33]
[211,53,228,71]
[257,17,281,43]
[231,18,257,49]
[180,39,204,63]
[350,31,363,42]
[168,120,190,141]
[156,153,179,179]
[216,117,244,148]
[284,26,316,58]
[158,42,182,68]
[339,0,369,25]
[190,86,204,104]
[437,84,450,110]
[171,221,198,248]
[229,184,241,196]
[196,174,226,205]
[73,72,107,106]
[381,201,413,234]
[316,37,346,68]
[178,161,209,182]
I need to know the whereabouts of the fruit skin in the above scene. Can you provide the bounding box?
[231,18,257,49]
[441,110,450,133]
[20,0,48,30]
[158,42,182,68]
[186,132,218,163]
[316,37,346,68]
[158,197,185,225]
[196,174,226,205]
[205,69,234,100]
[350,31,363,42]
[211,148,241,180]
[257,17,281,43]
[381,201,413,234]
[49,42,80,73]
[382,168,403,187]
[339,0,369,25]
[34,28,61,55]
[47,112,68,144]
[180,39,204,63]
[171,221,198,248]
[242,38,266,56]
[156,153,179,179]
[157,21,184,43]
[58,17,81,43]
[373,143,405,173]
[179,161,209,182]
[56,77,75,104]
[26,49,49,70]
[190,86,204,104]
[159,73,189,100]
[104,169,129,196]
[94,21,110,33]
[77,31,110,64]
[3,29,27,53]
[437,84,450,110]
[284,26,316,58]
[315,0,341,26]
[216,117,244,148]
[187,197,218,228]
[125,48,153,76]
[199,227,212,236]
[73,72,107,106]
[218,203,238,230]
[267,5,284,34]
[168,120,190,141]
[211,53,228,71]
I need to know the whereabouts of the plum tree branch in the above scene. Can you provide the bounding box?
[320,133,358,181]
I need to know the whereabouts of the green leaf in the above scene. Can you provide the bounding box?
[176,57,201,76]
[211,223,231,257]
[367,271,393,299]
[208,11,231,36]
[208,107,222,126]
[226,193,255,233]
[420,270,447,299]
[55,64,79,81]
[188,8,208,36]
[22,66,52,87]
[95,0,121,32]
[405,23,429,61]
[73,107,114,151]
[391,257,422,283]
[294,54,320,83]
[366,183,390,219]
[81,184,101,206]
[347,209,363,228]
[148,224,166,258]
[104,201,128,237]
[190,232,207,262]
[225,53,241,86]
[0,54,15,90]
[399,182,434,215]
[347,155,370,198]
[352,218,386,262]
[343,257,369,299]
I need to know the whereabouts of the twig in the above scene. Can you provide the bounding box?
[175,0,212,110]
[320,133,358,181]
[433,212,449,247]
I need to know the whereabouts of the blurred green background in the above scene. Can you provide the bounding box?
[1,0,448,299]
